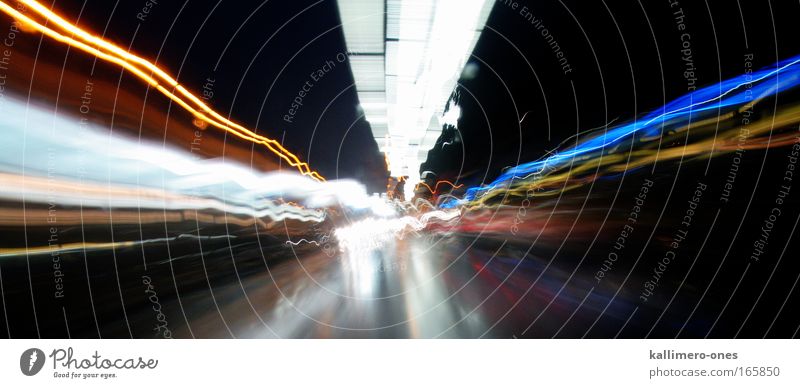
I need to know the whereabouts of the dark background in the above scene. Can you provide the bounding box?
[1,0,799,338]
[425,0,800,183]
[33,0,800,190]
[41,0,389,191]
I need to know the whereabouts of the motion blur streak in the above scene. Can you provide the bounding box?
[334,209,460,253]
[442,55,800,208]
[0,0,324,181]
[417,180,464,195]
[0,234,234,258]
[0,97,396,260]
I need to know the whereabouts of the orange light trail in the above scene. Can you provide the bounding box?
[0,0,324,181]
[416,180,463,194]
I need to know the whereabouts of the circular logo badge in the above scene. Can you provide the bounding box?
[20,348,45,376]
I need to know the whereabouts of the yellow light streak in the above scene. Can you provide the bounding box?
[0,0,324,181]
[416,180,463,194]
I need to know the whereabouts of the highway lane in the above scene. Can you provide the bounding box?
[1,224,715,339]
[159,235,636,338]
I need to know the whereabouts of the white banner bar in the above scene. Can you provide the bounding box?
[1,340,798,387]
